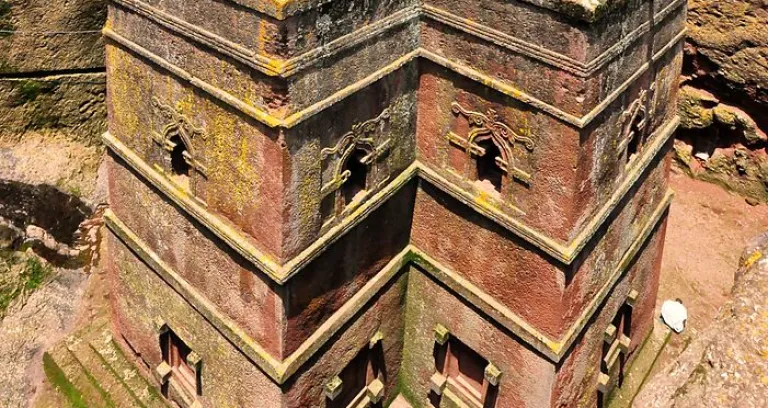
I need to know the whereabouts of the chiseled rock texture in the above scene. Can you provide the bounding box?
[675,0,768,202]
[634,233,768,408]
[0,0,106,142]
[685,0,768,110]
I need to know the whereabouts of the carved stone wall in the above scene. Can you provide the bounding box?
[95,0,684,407]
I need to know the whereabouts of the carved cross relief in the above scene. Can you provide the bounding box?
[320,108,392,219]
[152,97,208,178]
[446,101,535,187]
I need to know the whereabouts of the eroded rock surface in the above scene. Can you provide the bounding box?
[635,233,768,407]
[675,0,768,202]
[0,0,107,143]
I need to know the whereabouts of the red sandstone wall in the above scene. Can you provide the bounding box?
[281,67,419,259]
[106,44,288,259]
[411,181,567,338]
[416,62,582,242]
[106,233,285,408]
[284,273,409,408]
[400,266,557,408]
[282,182,416,355]
[552,217,668,408]
[106,154,286,358]
[563,142,672,329]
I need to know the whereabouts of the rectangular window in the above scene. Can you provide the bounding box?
[162,330,197,396]
[327,341,385,408]
[436,337,497,407]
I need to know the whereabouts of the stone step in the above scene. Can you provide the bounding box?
[66,334,145,408]
[44,342,115,408]
[45,316,171,408]
[85,327,169,408]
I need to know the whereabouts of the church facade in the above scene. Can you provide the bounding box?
[97,0,684,406]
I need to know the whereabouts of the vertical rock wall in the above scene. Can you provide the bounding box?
[675,0,768,203]
[0,0,107,144]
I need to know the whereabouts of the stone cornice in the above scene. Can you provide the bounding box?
[143,0,649,22]
[104,23,686,129]
[102,114,677,285]
[110,0,686,79]
[104,187,672,383]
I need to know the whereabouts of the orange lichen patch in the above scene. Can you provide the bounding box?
[744,251,763,269]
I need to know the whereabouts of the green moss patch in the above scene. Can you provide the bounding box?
[0,0,13,37]
[13,80,59,107]
[0,254,54,316]
[43,352,89,408]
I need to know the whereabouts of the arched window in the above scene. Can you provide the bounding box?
[342,149,369,206]
[475,139,503,193]
[169,136,191,178]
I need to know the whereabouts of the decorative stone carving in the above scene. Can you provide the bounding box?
[320,108,392,197]
[152,97,208,176]
[447,101,535,184]
[599,289,638,395]
[484,363,503,386]
[324,376,343,400]
[618,90,649,163]
[434,324,450,345]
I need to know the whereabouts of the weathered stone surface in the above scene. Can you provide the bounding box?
[0,254,87,408]
[0,74,106,144]
[91,0,682,407]
[685,0,768,112]
[675,85,768,202]
[634,233,768,407]
[0,0,106,74]
[674,0,768,202]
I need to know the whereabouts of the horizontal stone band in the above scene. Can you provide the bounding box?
[105,186,672,383]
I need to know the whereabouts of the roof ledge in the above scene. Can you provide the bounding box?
[227,0,633,22]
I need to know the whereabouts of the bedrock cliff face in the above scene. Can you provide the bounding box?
[675,0,768,202]
[0,0,106,143]
[634,233,768,407]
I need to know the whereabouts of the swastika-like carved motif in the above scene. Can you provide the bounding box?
[152,97,208,176]
[618,90,649,164]
[447,102,535,184]
[320,108,392,196]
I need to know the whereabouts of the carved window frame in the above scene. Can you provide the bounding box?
[151,97,209,195]
[618,91,649,169]
[153,319,203,408]
[430,324,501,408]
[598,290,639,403]
[324,332,386,408]
[320,109,392,226]
[446,101,535,197]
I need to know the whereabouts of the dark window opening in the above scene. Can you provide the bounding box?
[329,343,385,408]
[599,303,634,407]
[626,124,642,164]
[435,337,495,407]
[475,139,503,193]
[169,136,191,178]
[342,149,369,206]
[446,339,486,401]
[161,330,196,396]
